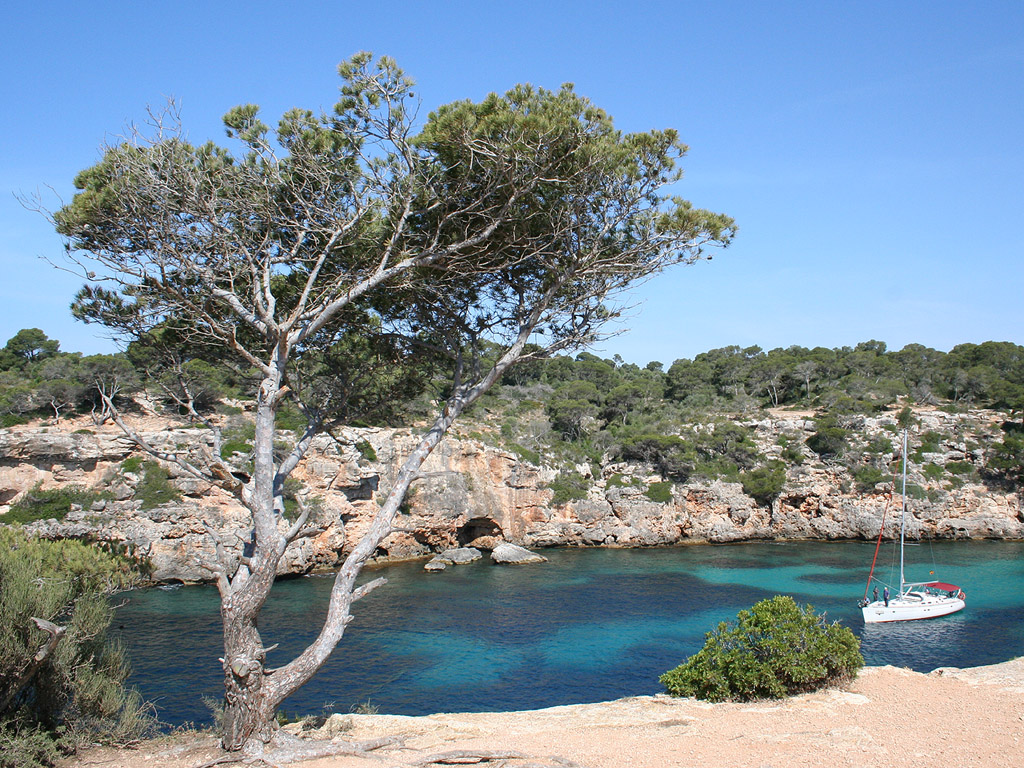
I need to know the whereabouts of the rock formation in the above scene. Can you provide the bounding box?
[1,407,1020,583]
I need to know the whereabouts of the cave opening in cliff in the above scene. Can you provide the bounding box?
[457,517,502,547]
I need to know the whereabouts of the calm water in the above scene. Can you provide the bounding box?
[112,540,1024,727]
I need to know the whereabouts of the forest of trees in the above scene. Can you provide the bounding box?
[5,331,1022,429]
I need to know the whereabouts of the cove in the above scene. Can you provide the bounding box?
[112,540,1024,727]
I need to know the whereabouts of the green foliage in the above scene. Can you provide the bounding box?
[605,473,634,489]
[896,406,916,429]
[919,430,944,453]
[945,460,974,476]
[219,439,253,459]
[354,440,377,463]
[853,465,886,492]
[806,414,848,458]
[218,421,255,460]
[864,435,893,456]
[508,443,541,465]
[2,330,60,368]
[740,462,786,506]
[780,441,804,465]
[0,529,153,766]
[119,457,143,474]
[659,595,863,703]
[133,462,182,510]
[619,434,695,480]
[5,485,111,525]
[923,462,945,480]
[904,483,927,500]
[987,431,1024,489]
[547,472,590,505]
[644,481,674,503]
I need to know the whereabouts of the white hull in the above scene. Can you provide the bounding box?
[862,593,965,624]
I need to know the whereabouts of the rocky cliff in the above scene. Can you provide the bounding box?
[1,407,1020,582]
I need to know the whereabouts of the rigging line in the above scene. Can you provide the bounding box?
[863,458,904,600]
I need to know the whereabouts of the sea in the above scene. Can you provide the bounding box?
[111,540,1024,727]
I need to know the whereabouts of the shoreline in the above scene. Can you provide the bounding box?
[70,659,1024,768]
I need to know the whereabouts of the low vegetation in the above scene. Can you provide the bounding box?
[659,595,863,702]
[0,529,153,767]
[5,484,111,525]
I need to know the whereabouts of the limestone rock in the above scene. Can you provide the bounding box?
[436,547,483,565]
[491,542,547,564]
[2,406,1023,583]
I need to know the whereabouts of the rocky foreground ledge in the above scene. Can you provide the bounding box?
[69,658,1024,768]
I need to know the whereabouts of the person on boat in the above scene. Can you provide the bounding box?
[883,587,889,607]
[873,587,879,603]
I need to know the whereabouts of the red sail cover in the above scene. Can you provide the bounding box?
[926,582,960,591]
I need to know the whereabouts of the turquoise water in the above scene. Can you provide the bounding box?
[112,540,1024,727]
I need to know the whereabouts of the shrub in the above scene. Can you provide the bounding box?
[806,415,849,459]
[660,595,862,703]
[919,430,943,452]
[219,438,253,459]
[508,443,541,466]
[354,440,377,463]
[740,462,786,506]
[896,406,916,429]
[605,473,633,489]
[134,461,182,510]
[904,482,927,501]
[547,472,590,505]
[781,443,804,465]
[945,460,973,476]
[5,485,110,525]
[644,481,673,503]
[0,529,154,765]
[119,456,143,474]
[853,465,886,492]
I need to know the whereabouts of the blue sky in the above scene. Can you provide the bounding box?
[1,1,1021,366]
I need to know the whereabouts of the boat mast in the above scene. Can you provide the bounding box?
[900,429,907,594]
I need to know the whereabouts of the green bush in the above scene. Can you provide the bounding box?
[740,462,786,506]
[354,440,377,463]
[508,443,541,466]
[119,456,143,474]
[0,529,154,766]
[5,485,111,525]
[945,460,974,476]
[919,430,943,452]
[605,473,633,489]
[853,465,886,492]
[806,415,848,458]
[134,462,182,510]
[659,595,863,703]
[548,472,590,505]
[904,482,927,501]
[644,481,673,503]
[923,462,945,480]
[219,438,253,459]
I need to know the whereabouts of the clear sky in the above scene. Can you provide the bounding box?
[1,1,1021,367]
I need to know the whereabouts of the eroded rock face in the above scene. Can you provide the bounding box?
[2,408,1021,583]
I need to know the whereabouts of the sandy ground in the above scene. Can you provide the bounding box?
[67,659,1024,768]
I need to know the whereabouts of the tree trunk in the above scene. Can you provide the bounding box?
[220,617,278,750]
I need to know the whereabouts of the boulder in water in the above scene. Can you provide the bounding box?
[491,542,547,565]
[437,547,483,565]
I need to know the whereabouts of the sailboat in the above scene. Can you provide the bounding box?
[860,429,966,624]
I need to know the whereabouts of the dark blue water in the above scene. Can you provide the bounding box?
[112,540,1024,727]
